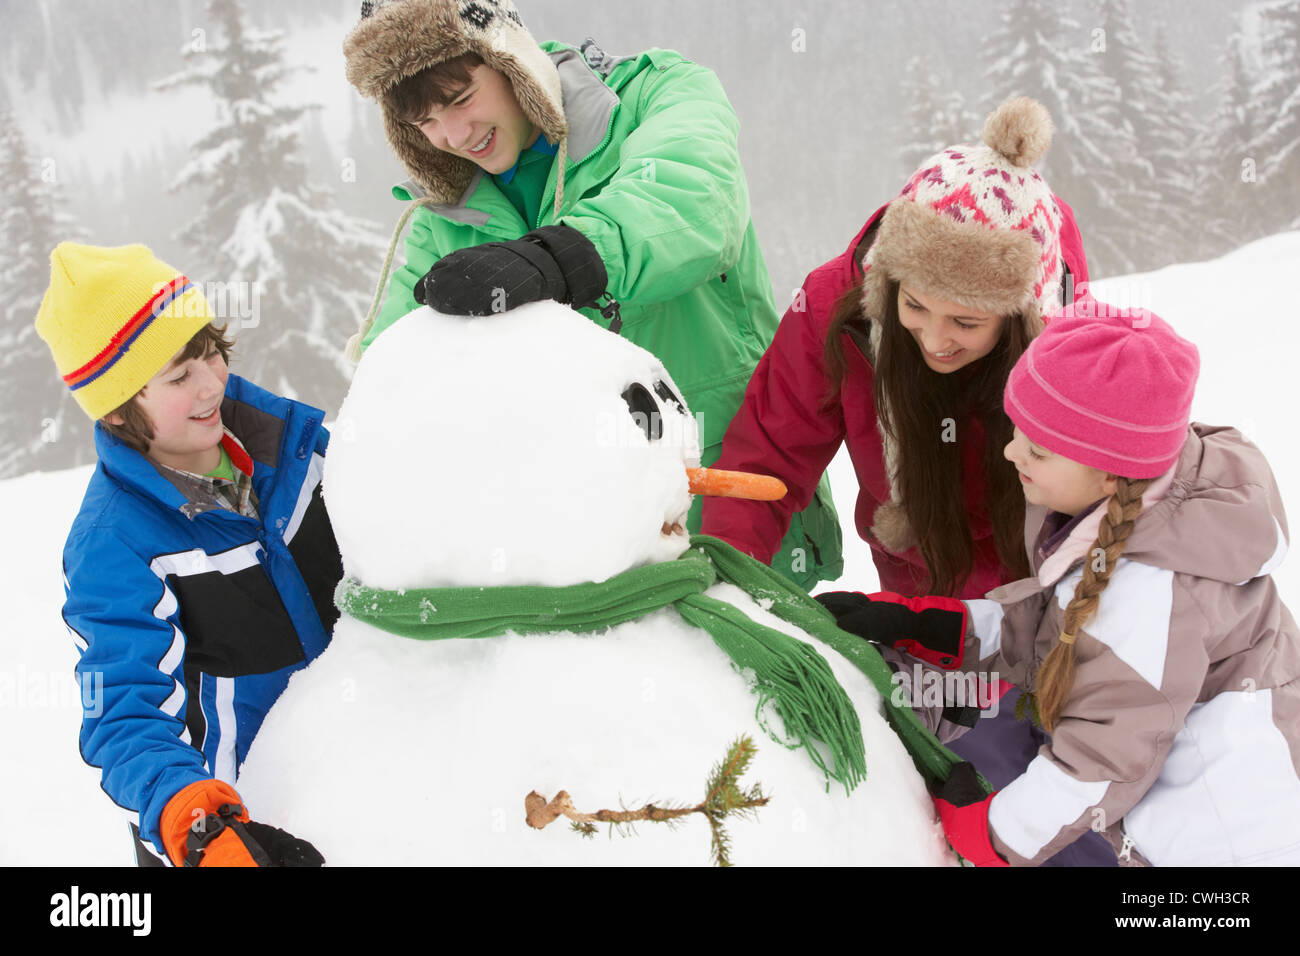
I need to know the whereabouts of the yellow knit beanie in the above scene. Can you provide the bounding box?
[35,243,215,420]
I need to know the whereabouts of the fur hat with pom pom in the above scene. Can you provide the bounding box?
[863,96,1063,336]
[861,96,1065,554]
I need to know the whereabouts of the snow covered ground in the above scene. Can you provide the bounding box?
[4,233,1299,866]
[1,464,124,865]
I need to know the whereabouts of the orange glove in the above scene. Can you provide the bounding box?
[160,779,267,866]
[160,779,323,867]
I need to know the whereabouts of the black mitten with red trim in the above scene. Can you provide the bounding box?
[814,590,968,669]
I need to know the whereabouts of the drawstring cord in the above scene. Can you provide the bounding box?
[345,195,443,365]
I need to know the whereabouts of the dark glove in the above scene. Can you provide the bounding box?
[184,805,325,868]
[242,821,327,867]
[930,761,1007,867]
[414,224,608,315]
[814,589,968,669]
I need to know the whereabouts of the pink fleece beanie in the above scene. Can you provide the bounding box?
[1004,296,1200,478]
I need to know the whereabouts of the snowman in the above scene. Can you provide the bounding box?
[236,302,958,866]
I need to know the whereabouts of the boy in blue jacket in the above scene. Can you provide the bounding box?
[37,243,340,866]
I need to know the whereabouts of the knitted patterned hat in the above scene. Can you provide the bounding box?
[344,0,566,205]
[864,96,1065,552]
[1004,296,1200,479]
[862,97,1064,339]
[35,243,214,420]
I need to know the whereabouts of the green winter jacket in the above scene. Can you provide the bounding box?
[362,42,842,588]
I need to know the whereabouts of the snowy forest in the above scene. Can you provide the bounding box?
[2,0,1298,477]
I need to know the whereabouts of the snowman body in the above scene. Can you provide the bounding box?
[236,304,955,866]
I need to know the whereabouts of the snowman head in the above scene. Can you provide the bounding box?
[326,303,701,589]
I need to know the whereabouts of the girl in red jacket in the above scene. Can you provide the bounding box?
[703,96,1089,599]
[701,97,1101,863]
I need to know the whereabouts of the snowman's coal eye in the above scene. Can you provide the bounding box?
[622,383,663,441]
[654,381,685,414]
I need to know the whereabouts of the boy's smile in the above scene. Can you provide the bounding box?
[413,64,539,174]
[109,345,230,474]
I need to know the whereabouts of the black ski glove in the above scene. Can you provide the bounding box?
[184,803,325,867]
[814,589,969,669]
[414,224,608,315]
[242,821,327,867]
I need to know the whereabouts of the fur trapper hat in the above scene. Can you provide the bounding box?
[345,0,566,204]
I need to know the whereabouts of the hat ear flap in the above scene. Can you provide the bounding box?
[870,500,918,553]
[859,260,891,361]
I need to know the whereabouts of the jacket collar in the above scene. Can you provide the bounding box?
[95,374,309,521]
[151,430,258,519]
[95,422,195,515]
[551,45,618,161]
[840,205,888,359]
[1034,463,1178,586]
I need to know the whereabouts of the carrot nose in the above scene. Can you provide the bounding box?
[686,467,787,501]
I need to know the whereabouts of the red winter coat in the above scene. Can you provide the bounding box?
[701,200,1090,598]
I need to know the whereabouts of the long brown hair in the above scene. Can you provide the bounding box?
[824,261,1033,595]
[1031,476,1152,733]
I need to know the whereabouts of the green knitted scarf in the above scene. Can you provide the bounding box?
[335,535,966,793]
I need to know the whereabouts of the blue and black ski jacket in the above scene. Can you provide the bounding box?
[60,374,341,858]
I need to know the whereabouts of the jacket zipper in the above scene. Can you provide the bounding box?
[540,104,618,224]
[1118,832,1135,863]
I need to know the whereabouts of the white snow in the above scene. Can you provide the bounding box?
[238,302,951,865]
[5,234,1300,865]
[327,303,699,590]
[0,465,130,865]
[238,588,951,866]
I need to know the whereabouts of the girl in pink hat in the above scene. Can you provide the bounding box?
[829,297,1300,866]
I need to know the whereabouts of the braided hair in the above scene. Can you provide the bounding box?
[1030,476,1153,734]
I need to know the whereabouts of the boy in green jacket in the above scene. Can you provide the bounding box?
[343,0,840,588]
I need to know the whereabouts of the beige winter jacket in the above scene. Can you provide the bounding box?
[960,423,1300,866]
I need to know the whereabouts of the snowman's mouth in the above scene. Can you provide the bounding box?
[660,501,690,537]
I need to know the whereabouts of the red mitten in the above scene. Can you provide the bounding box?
[932,762,1009,867]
